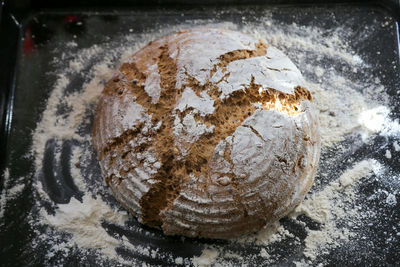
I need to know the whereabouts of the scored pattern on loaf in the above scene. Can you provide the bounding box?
[92,28,321,238]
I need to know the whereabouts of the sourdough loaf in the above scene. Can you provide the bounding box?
[92,28,321,239]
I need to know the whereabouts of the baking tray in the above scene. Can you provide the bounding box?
[1,0,400,266]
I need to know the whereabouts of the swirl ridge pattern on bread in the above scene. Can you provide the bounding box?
[92,28,321,239]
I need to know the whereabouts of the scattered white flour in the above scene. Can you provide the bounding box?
[358,106,400,138]
[0,169,25,222]
[70,146,88,191]
[0,168,10,220]
[40,194,129,258]
[175,87,215,116]
[255,221,294,245]
[6,183,25,199]
[144,64,162,104]
[339,159,379,188]
[291,159,381,260]
[1,9,399,267]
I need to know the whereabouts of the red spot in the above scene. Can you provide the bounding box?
[64,16,79,24]
[23,27,34,55]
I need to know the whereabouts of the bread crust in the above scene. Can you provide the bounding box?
[92,28,321,239]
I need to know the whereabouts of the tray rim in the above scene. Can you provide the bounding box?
[1,1,400,265]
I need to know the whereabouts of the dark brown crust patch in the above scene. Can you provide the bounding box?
[139,44,182,226]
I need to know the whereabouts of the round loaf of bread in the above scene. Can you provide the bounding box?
[92,28,320,239]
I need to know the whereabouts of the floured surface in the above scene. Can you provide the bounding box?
[1,6,400,267]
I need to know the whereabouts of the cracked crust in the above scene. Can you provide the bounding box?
[92,28,321,239]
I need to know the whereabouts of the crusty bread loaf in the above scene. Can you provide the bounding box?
[92,28,320,239]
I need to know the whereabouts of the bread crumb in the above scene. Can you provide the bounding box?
[386,193,397,206]
[66,41,78,48]
[315,66,324,77]
[69,60,84,72]
[385,149,392,159]
[192,248,219,267]
[393,141,400,151]
[260,248,270,259]
[175,257,183,265]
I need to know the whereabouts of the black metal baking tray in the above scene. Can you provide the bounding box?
[1,0,400,266]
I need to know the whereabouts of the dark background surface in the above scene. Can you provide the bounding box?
[1,0,400,266]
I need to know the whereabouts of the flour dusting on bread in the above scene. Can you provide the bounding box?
[92,28,320,239]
